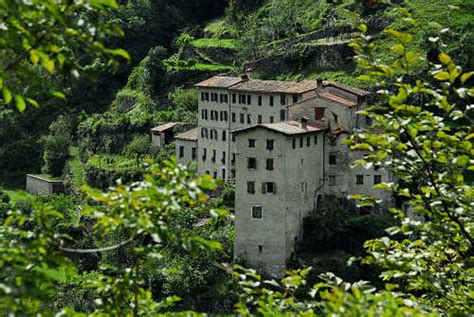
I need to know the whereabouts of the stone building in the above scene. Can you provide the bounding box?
[151,122,177,149]
[26,174,65,195]
[174,75,393,275]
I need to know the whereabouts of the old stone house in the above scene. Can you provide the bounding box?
[174,75,393,275]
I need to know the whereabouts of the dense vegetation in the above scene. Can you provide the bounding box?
[0,0,472,315]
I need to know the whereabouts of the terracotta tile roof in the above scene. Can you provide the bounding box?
[319,92,358,108]
[194,76,244,88]
[323,81,370,96]
[233,120,325,136]
[229,79,318,94]
[175,128,198,141]
[151,122,177,133]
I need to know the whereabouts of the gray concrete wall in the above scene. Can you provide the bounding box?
[176,139,198,170]
[26,174,65,195]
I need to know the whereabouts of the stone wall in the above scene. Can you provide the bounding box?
[26,174,65,195]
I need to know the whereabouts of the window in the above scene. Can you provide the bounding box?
[239,94,246,105]
[201,92,205,101]
[211,93,218,102]
[270,116,274,123]
[356,175,364,185]
[231,169,236,178]
[266,140,274,150]
[270,96,274,107]
[247,157,257,169]
[329,175,336,186]
[220,94,228,103]
[210,111,214,121]
[300,136,303,148]
[212,150,216,162]
[332,112,338,123]
[213,171,217,178]
[374,175,382,184]
[192,147,197,160]
[247,95,251,105]
[205,170,210,175]
[315,107,325,120]
[306,136,310,147]
[222,131,227,141]
[247,181,255,194]
[232,112,236,123]
[210,129,218,140]
[247,114,251,124]
[240,113,245,124]
[179,146,184,158]
[232,153,236,165]
[201,92,209,101]
[248,139,256,148]
[292,139,296,149]
[258,245,263,253]
[220,111,228,121]
[280,109,286,121]
[258,96,262,106]
[232,134,236,142]
[202,148,207,161]
[222,168,226,179]
[232,93,236,103]
[293,95,298,103]
[252,206,263,219]
[201,128,208,138]
[266,158,274,171]
[262,182,276,194]
[258,115,262,124]
[314,135,318,145]
[222,151,226,164]
[329,154,336,165]
[280,94,286,105]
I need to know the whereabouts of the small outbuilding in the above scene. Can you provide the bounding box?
[26,174,66,195]
[151,122,177,149]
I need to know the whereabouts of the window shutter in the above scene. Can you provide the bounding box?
[262,183,266,194]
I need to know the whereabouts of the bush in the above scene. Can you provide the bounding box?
[41,116,72,177]
[0,189,10,204]
[123,134,151,163]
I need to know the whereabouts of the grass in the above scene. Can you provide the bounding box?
[88,154,143,172]
[192,38,237,50]
[5,190,35,204]
[69,147,86,190]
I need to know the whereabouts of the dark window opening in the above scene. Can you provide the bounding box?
[179,146,184,158]
[248,139,256,148]
[232,112,236,122]
[258,96,262,106]
[300,137,303,148]
[329,155,337,165]
[247,95,251,105]
[232,93,236,104]
[293,95,298,103]
[374,175,382,184]
[247,158,257,169]
[266,158,274,171]
[240,113,245,124]
[280,94,286,105]
[292,139,296,149]
[270,116,274,123]
[356,175,364,185]
[247,181,255,194]
[280,109,286,121]
[266,140,274,150]
[306,137,310,147]
[192,147,197,160]
[315,107,325,120]
[258,115,262,124]
[252,206,263,219]
[270,96,274,107]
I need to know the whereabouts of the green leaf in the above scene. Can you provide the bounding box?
[439,53,451,65]
[106,48,130,61]
[15,95,26,112]
[3,87,12,104]
[0,77,3,90]
[433,71,450,81]
[30,50,40,64]
[460,72,474,84]
[43,58,55,73]
[51,91,66,100]
[27,98,39,108]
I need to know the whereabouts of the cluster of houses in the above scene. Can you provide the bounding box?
[151,75,393,275]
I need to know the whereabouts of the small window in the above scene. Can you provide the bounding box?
[262,182,276,194]
[266,140,274,150]
[232,134,236,142]
[280,94,286,105]
[240,113,245,124]
[258,245,263,253]
[247,114,251,124]
[293,95,298,103]
[212,150,216,162]
[252,206,263,219]
[374,175,382,184]
[222,131,227,141]
[280,109,286,121]
[292,139,296,149]
[192,147,197,160]
[179,146,184,158]
[248,139,256,148]
[329,175,336,186]
[202,148,207,161]
[231,169,236,178]
[222,151,226,164]
[247,95,251,105]
[232,112,236,123]
[314,135,318,145]
[270,96,274,107]
[247,181,255,194]
[270,116,274,123]
[300,137,303,148]
[232,153,236,165]
[213,171,218,178]
[232,93,236,104]
[222,168,226,179]
[306,136,310,147]
[258,115,262,124]
[201,92,205,101]
[266,158,274,171]
[258,96,262,106]
[205,170,210,174]
[247,157,257,169]
[356,175,364,185]
[329,154,337,165]
[315,107,325,120]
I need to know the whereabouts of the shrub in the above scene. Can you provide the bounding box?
[41,116,72,177]
[0,189,10,204]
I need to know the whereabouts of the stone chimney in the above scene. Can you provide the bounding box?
[301,117,308,129]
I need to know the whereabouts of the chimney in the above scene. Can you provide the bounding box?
[301,117,308,129]
[241,67,253,81]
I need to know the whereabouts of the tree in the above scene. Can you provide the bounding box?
[41,116,72,177]
[124,134,151,164]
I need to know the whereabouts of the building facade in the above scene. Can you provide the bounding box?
[174,76,393,275]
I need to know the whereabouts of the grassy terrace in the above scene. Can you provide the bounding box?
[192,38,237,49]
[5,190,35,204]
[88,154,144,172]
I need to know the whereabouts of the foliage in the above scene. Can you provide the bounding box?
[124,134,151,162]
[41,115,72,177]
[0,188,10,204]
[192,38,237,50]
[169,87,198,123]
[0,0,129,111]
